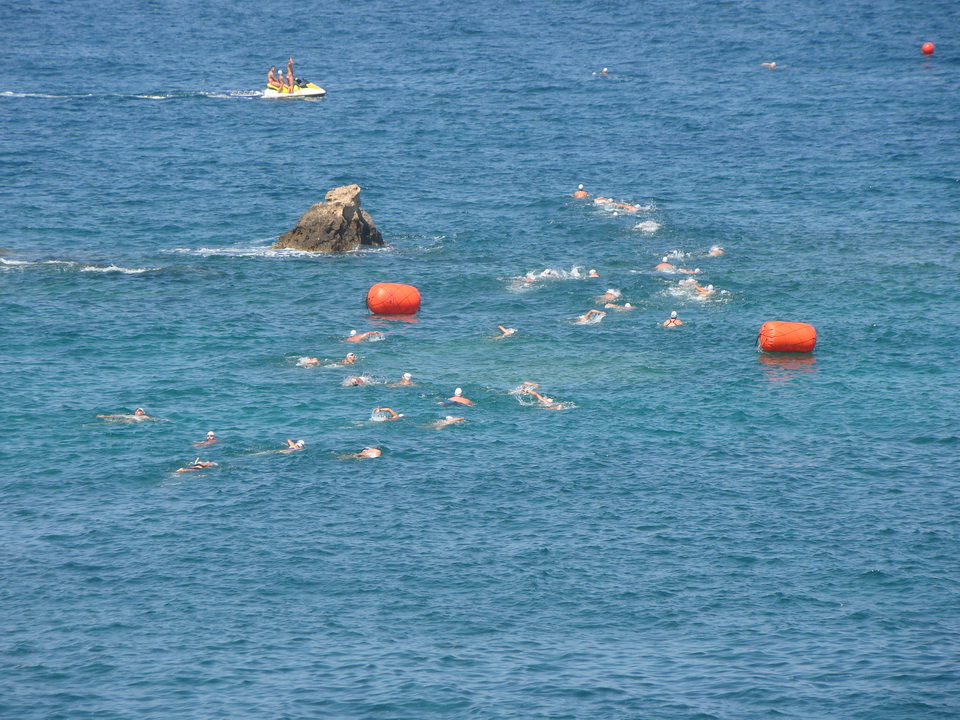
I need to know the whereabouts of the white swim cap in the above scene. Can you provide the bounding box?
[454,387,462,396]
[662,257,668,263]
[624,303,632,308]
[670,311,677,318]
[707,284,714,290]
[207,431,215,437]
[349,330,357,336]
[403,373,412,380]
[578,184,584,190]
[589,269,596,273]
[445,415,454,420]
[296,440,305,448]
[602,67,608,72]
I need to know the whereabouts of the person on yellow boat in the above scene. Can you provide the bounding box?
[266,66,281,92]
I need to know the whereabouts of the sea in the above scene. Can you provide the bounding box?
[1,1,959,718]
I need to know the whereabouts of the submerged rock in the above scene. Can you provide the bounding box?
[272,184,384,252]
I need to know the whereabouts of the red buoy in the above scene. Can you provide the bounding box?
[366,283,421,315]
[922,42,935,56]
[757,321,817,353]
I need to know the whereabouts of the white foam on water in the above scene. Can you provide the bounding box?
[80,264,158,274]
[634,220,661,233]
[1,91,95,98]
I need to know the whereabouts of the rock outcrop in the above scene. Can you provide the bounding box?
[272,184,384,252]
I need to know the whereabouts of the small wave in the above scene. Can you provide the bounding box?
[1,90,96,99]
[169,242,382,258]
[3,257,160,274]
[634,221,661,233]
[80,264,158,274]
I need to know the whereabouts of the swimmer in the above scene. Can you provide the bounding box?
[442,387,474,406]
[761,62,777,69]
[347,447,382,460]
[97,407,160,422]
[193,431,218,447]
[373,407,404,420]
[297,356,321,368]
[593,196,612,205]
[587,268,599,278]
[175,457,217,473]
[338,352,357,365]
[496,325,517,339]
[677,267,701,275]
[678,278,698,289]
[387,372,414,387]
[598,67,609,75]
[695,284,715,297]
[573,184,590,199]
[611,201,637,212]
[523,389,564,410]
[345,330,383,343]
[655,257,675,271]
[708,245,724,257]
[278,439,306,454]
[575,309,606,324]
[662,310,683,327]
[604,302,634,311]
[343,376,367,386]
[597,288,621,303]
[430,415,465,429]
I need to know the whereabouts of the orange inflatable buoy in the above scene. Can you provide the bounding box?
[922,42,935,56]
[366,282,421,315]
[757,321,817,353]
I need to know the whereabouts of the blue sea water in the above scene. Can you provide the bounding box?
[2,0,959,718]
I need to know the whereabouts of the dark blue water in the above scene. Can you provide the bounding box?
[2,1,959,718]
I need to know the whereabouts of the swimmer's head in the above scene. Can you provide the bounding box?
[602,68,608,72]
[349,330,357,336]
[134,407,144,414]
[662,257,668,263]
[454,387,462,396]
[670,311,677,318]
[295,440,305,448]
[578,184,584,190]
[403,372,412,380]
[206,431,215,438]
[445,415,455,421]
[624,303,633,308]
[707,284,714,290]
[346,352,356,359]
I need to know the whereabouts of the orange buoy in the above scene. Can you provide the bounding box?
[366,282,421,315]
[757,321,817,353]
[922,42,935,56]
